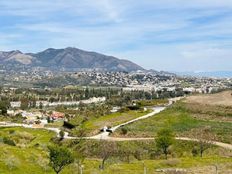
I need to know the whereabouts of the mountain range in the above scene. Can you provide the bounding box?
[0,47,143,72]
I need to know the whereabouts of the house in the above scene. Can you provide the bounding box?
[10,101,21,108]
[7,110,15,116]
[50,111,65,120]
[110,107,121,113]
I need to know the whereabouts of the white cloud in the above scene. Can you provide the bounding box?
[1,0,232,71]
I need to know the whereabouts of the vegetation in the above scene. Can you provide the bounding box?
[0,100,10,115]
[155,129,175,159]
[0,90,232,173]
[48,145,74,174]
[85,110,150,134]
[113,102,232,144]
[137,99,168,106]
[0,127,232,173]
[192,127,216,157]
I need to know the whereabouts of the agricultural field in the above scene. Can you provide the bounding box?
[185,90,232,106]
[113,91,232,144]
[80,109,152,136]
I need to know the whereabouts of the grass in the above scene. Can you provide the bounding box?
[0,127,55,146]
[1,92,232,173]
[45,120,64,128]
[185,90,232,106]
[0,127,232,174]
[81,109,152,135]
[0,127,56,174]
[112,102,232,144]
[137,99,168,106]
[63,157,232,174]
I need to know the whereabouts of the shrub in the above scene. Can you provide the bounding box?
[3,137,16,146]
[9,130,15,134]
[63,121,75,129]
[127,105,141,110]
[16,131,35,141]
[59,130,65,140]
[162,159,181,167]
[120,127,128,135]
[192,146,198,157]
[4,156,20,170]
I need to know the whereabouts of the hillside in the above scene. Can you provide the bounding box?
[0,47,143,72]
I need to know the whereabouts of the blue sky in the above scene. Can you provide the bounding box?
[1,0,232,71]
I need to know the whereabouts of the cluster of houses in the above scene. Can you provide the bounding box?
[10,97,106,108]
[123,81,225,94]
[7,109,65,126]
[6,97,107,126]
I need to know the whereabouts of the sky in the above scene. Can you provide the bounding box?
[1,0,232,72]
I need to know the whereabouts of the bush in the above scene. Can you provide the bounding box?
[120,127,128,135]
[192,146,198,157]
[9,130,15,134]
[127,105,141,110]
[16,132,35,141]
[3,137,16,146]
[4,156,20,170]
[162,159,181,167]
[63,121,75,129]
[59,130,65,140]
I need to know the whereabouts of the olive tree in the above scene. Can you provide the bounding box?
[48,145,74,174]
[155,129,175,159]
[193,126,215,157]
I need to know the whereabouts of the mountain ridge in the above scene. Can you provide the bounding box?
[0,47,143,72]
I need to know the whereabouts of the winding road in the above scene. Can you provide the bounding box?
[1,97,232,150]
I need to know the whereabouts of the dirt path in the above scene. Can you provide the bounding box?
[87,136,232,150]
[1,119,232,150]
[90,106,166,139]
[6,97,232,150]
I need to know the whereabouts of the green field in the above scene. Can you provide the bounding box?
[80,109,152,136]
[0,127,232,174]
[0,127,55,174]
[113,102,232,144]
[1,92,232,174]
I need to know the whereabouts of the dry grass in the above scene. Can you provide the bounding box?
[185,90,232,106]
[188,163,232,174]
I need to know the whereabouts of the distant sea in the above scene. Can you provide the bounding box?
[174,71,232,78]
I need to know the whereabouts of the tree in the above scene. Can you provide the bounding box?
[69,128,87,174]
[73,140,86,174]
[20,98,29,110]
[118,141,135,163]
[59,130,65,140]
[39,102,43,109]
[48,145,74,174]
[96,141,117,170]
[0,101,9,115]
[47,116,51,123]
[155,129,175,159]
[193,126,215,157]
